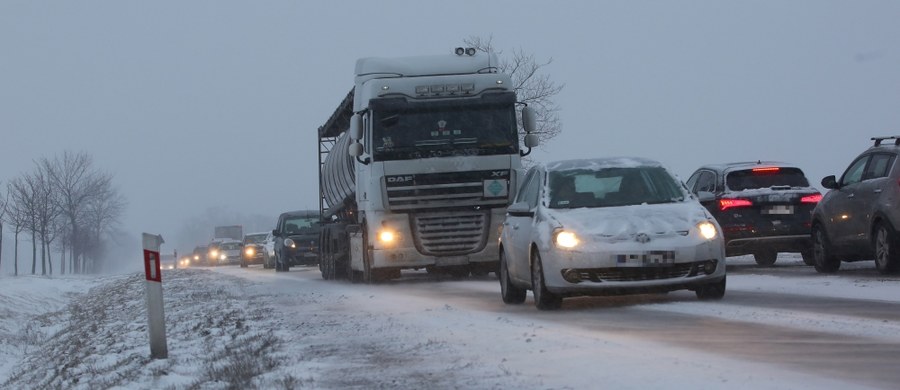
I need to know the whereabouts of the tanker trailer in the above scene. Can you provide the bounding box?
[317,48,538,282]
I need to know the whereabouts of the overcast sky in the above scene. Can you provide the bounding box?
[2,1,899,264]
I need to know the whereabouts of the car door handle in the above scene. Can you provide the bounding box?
[874,189,883,194]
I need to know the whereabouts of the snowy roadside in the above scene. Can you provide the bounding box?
[2,259,897,389]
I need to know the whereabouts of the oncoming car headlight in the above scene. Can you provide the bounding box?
[245,247,255,256]
[554,230,579,249]
[697,221,718,240]
[284,238,296,249]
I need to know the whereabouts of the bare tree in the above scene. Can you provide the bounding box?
[43,151,112,274]
[0,184,7,271]
[82,183,126,273]
[6,181,30,276]
[8,175,40,274]
[464,36,564,147]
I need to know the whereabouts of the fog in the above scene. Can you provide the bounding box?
[2,1,899,272]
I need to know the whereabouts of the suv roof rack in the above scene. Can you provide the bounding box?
[872,136,900,146]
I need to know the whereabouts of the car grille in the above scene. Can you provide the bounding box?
[567,260,715,282]
[410,211,490,256]
[384,170,510,212]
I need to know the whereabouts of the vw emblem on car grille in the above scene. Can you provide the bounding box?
[635,233,651,243]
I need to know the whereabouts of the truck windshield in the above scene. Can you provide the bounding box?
[372,99,518,161]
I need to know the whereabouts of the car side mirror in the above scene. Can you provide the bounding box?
[507,201,534,218]
[696,191,716,203]
[821,175,838,189]
[272,229,279,237]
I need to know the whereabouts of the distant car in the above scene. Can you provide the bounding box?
[685,161,821,266]
[499,158,726,310]
[192,245,209,266]
[215,240,243,265]
[262,231,276,269]
[241,232,268,268]
[272,210,322,272]
[811,136,900,274]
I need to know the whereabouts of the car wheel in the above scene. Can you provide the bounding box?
[753,249,777,266]
[874,223,900,274]
[275,251,289,272]
[499,251,526,304]
[800,249,815,266]
[530,250,562,310]
[695,276,726,300]
[812,224,840,273]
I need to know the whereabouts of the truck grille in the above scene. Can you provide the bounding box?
[385,170,510,212]
[411,212,490,256]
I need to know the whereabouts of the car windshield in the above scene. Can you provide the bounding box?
[726,167,810,191]
[220,242,241,250]
[284,217,319,234]
[548,166,685,209]
[372,99,518,161]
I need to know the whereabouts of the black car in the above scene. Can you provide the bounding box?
[811,136,900,274]
[192,245,209,266]
[272,210,322,272]
[686,161,822,266]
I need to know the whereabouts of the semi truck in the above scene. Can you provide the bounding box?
[317,48,538,282]
[214,225,243,241]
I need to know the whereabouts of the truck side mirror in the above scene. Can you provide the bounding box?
[522,106,537,134]
[349,142,363,157]
[350,114,363,140]
[524,133,539,148]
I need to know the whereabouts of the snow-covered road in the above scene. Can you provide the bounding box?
[2,254,899,389]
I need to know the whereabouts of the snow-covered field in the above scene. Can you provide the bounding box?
[1,256,898,389]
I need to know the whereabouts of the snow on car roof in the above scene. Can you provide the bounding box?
[544,157,664,172]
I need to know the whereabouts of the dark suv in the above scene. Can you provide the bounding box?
[811,136,900,274]
[686,161,822,266]
[272,210,322,272]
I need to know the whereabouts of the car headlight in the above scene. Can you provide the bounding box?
[193,255,199,260]
[219,253,226,260]
[284,238,296,249]
[245,247,255,256]
[697,221,718,240]
[209,250,219,258]
[554,230,579,249]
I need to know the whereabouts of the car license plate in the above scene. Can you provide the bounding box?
[436,256,468,266]
[762,205,794,215]
[613,251,675,267]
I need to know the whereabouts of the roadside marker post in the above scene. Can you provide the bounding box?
[142,233,168,359]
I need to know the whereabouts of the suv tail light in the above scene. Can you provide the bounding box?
[800,194,823,204]
[752,167,781,173]
[720,198,753,211]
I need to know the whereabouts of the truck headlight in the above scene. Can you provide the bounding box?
[697,221,718,240]
[219,253,226,260]
[554,230,579,249]
[378,230,396,244]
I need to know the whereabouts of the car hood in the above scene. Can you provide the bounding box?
[544,202,713,242]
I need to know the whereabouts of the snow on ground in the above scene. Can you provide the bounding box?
[0,258,897,389]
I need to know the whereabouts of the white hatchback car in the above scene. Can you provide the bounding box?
[499,158,727,310]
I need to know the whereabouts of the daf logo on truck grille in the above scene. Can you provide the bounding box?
[387,176,414,183]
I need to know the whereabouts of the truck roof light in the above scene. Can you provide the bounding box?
[415,86,429,94]
[430,85,445,92]
[455,47,465,55]
[445,84,460,92]
[465,47,476,56]
[461,83,474,91]
[381,85,389,91]
[496,80,503,85]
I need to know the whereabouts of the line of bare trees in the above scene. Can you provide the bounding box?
[0,151,125,276]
